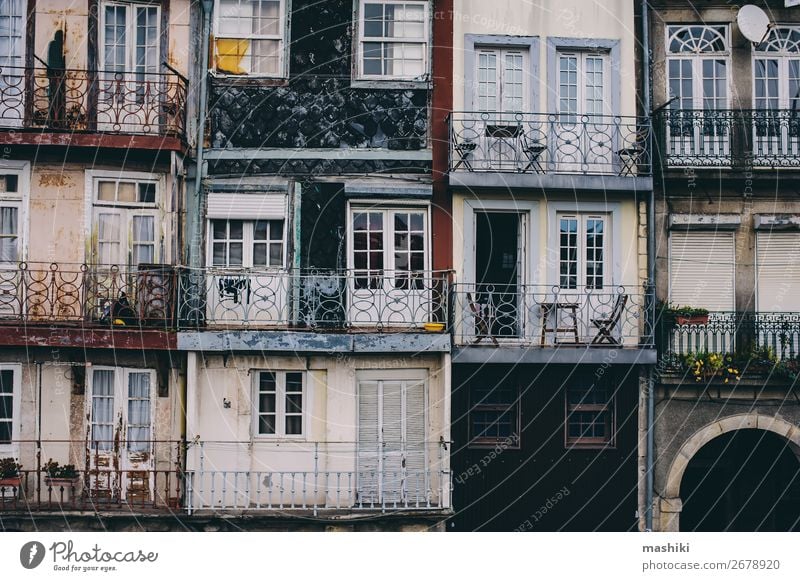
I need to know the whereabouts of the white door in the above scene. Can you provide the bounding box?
[556,52,611,173]
[357,373,426,507]
[206,219,288,326]
[88,367,155,503]
[753,53,800,163]
[0,0,25,125]
[474,47,528,171]
[349,209,429,328]
[98,2,160,133]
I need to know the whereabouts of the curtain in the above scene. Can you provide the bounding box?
[0,206,18,262]
[127,372,151,452]
[132,215,155,265]
[91,369,115,452]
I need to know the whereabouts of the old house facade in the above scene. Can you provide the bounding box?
[650,0,800,531]
[445,0,655,531]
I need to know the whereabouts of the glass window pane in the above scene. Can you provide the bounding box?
[98,181,116,201]
[117,182,137,203]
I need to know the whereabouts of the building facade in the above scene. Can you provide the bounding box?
[650,0,800,532]
[445,0,655,531]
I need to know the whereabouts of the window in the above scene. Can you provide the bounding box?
[669,231,735,311]
[0,366,19,446]
[666,25,730,110]
[558,51,609,120]
[475,47,527,112]
[469,381,519,447]
[754,26,800,111]
[558,213,609,290]
[358,0,428,80]
[214,0,287,76]
[350,207,427,289]
[209,219,285,268]
[89,367,154,453]
[92,174,160,266]
[255,371,304,437]
[565,381,614,448]
[0,166,26,264]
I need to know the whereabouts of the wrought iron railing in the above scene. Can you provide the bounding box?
[658,311,800,362]
[451,283,653,347]
[656,109,800,168]
[178,268,449,330]
[0,262,177,327]
[0,66,187,138]
[0,439,183,512]
[185,440,451,514]
[448,111,651,176]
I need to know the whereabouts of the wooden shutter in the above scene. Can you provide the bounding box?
[669,232,735,311]
[381,381,404,503]
[757,232,800,311]
[404,378,427,504]
[357,380,380,504]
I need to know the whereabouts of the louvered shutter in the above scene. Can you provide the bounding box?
[404,379,427,505]
[357,380,379,505]
[669,232,735,310]
[757,232,800,311]
[381,381,404,504]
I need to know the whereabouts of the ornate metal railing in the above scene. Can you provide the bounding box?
[658,311,800,362]
[451,283,653,347]
[185,440,450,514]
[0,262,177,327]
[448,111,651,176]
[656,109,800,168]
[0,439,183,512]
[178,268,449,330]
[0,66,187,138]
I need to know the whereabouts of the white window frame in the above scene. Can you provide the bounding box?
[98,1,161,72]
[212,0,290,78]
[252,370,306,439]
[753,25,800,110]
[0,363,21,456]
[86,170,164,266]
[556,212,612,290]
[86,366,156,453]
[474,46,529,113]
[556,51,611,118]
[0,161,29,266]
[356,0,430,81]
[347,203,430,277]
[665,24,731,109]
[206,218,287,269]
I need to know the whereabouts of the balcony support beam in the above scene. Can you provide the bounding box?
[452,346,656,365]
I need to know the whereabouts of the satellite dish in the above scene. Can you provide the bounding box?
[738,5,772,44]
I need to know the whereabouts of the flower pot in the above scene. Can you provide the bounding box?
[0,476,21,499]
[423,322,445,332]
[44,476,79,503]
[675,314,709,326]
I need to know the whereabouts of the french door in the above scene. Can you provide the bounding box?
[474,47,528,170]
[753,55,800,163]
[98,1,161,133]
[88,367,156,502]
[556,52,611,173]
[0,0,25,124]
[357,372,427,506]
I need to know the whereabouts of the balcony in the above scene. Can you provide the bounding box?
[178,269,449,331]
[185,441,451,515]
[0,262,177,328]
[448,112,651,191]
[0,66,187,145]
[452,284,653,350]
[0,440,183,513]
[656,109,800,169]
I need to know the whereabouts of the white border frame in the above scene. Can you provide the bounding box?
[251,370,308,440]
[205,218,288,270]
[0,161,30,264]
[0,363,22,458]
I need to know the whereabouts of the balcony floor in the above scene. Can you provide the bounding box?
[452,344,656,365]
[448,170,653,192]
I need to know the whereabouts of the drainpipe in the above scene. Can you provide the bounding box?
[641,0,655,532]
[190,0,213,269]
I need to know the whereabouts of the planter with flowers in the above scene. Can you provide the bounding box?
[42,459,79,502]
[685,352,741,383]
[667,305,710,326]
[0,457,22,499]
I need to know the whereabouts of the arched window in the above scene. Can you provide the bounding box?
[666,25,730,110]
[754,26,800,111]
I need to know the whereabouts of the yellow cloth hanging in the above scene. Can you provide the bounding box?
[215,38,250,75]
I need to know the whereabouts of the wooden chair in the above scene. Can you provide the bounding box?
[590,294,628,345]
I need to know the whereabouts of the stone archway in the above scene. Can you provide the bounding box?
[659,413,800,531]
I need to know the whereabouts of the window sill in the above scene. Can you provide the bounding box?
[350,79,431,90]
[209,72,290,87]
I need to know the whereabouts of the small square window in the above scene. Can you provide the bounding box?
[565,381,615,448]
[255,371,304,437]
[214,0,287,77]
[469,381,519,447]
[357,1,429,80]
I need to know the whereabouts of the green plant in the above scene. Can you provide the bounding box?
[41,459,79,479]
[0,457,22,479]
[684,352,741,383]
[666,304,709,318]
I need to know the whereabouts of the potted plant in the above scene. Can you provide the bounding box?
[668,305,710,326]
[0,457,22,498]
[42,459,79,501]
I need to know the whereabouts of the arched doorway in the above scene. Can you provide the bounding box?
[679,429,800,531]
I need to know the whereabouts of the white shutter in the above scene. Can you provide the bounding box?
[381,381,403,503]
[206,192,287,219]
[757,232,800,311]
[404,378,426,504]
[669,232,735,311]
[357,380,380,504]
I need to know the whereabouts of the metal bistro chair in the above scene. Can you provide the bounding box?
[590,294,629,345]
